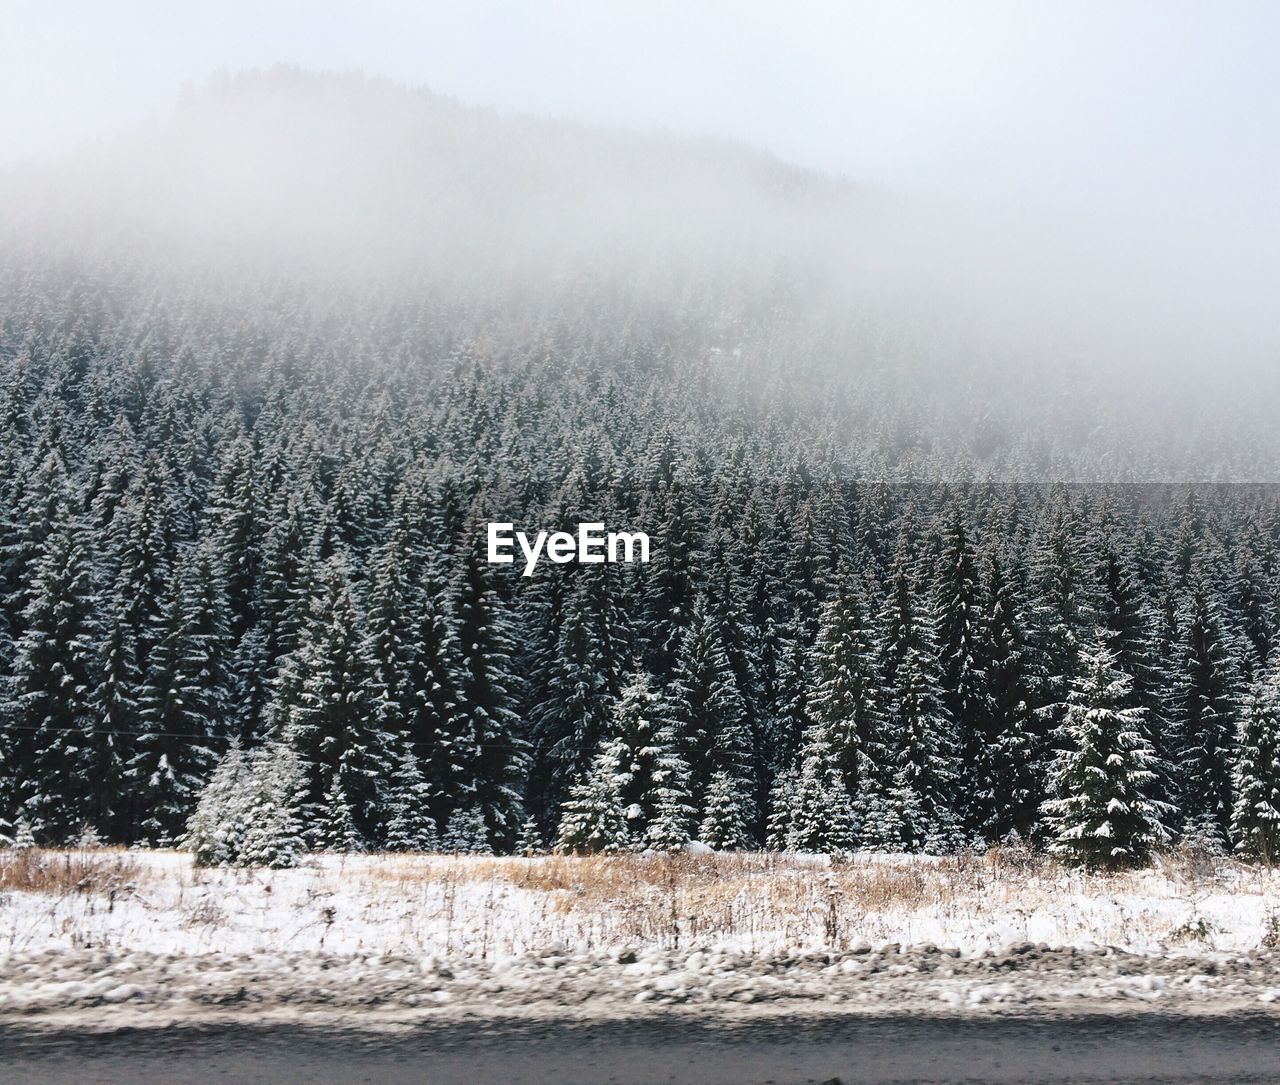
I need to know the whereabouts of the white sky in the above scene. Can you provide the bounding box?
[2,0,1277,204]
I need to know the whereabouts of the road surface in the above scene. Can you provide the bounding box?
[5,1014,1280,1084]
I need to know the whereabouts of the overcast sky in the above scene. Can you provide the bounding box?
[2,1,1277,200]
[2,0,1277,377]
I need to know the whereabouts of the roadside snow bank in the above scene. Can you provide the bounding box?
[3,943,1280,1024]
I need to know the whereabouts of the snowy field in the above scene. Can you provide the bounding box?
[3,846,1280,1025]
[3,846,1278,958]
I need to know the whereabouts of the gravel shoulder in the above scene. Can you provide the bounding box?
[3,942,1280,1032]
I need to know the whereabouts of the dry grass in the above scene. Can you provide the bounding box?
[7,846,1277,958]
[348,850,1063,951]
[0,847,141,897]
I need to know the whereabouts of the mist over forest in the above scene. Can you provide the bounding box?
[2,68,1277,483]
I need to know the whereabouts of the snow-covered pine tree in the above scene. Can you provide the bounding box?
[515,815,544,857]
[667,595,753,826]
[969,549,1040,842]
[448,545,528,852]
[318,772,362,852]
[0,754,12,846]
[383,737,438,852]
[8,518,98,842]
[185,740,250,867]
[107,457,175,678]
[1029,500,1096,720]
[888,646,963,853]
[1231,541,1274,683]
[1231,662,1280,863]
[805,567,883,807]
[530,573,614,815]
[128,552,221,845]
[932,505,985,821]
[646,741,697,850]
[706,563,766,826]
[363,534,413,736]
[258,492,315,671]
[86,590,135,839]
[1171,577,1241,850]
[879,533,926,691]
[643,482,698,678]
[588,671,686,841]
[555,755,631,854]
[174,538,234,738]
[698,769,752,850]
[1098,540,1173,807]
[769,632,812,775]
[278,557,391,851]
[211,437,262,634]
[1041,631,1169,871]
[442,804,492,855]
[404,557,468,834]
[853,780,903,853]
[787,726,857,854]
[237,741,306,868]
[764,766,798,851]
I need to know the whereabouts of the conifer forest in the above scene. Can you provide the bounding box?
[2,72,1279,874]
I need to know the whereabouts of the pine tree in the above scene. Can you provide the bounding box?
[87,590,136,838]
[888,647,963,853]
[590,671,686,841]
[805,569,883,804]
[556,755,631,854]
[787,728,857,853]
[1041,632,1169,871]
[278,558,391,850]
[667,596,753,822]
[698,769,752,850]
[1231,663,1280,863]
[644,482,699,677]
[128,548,223,844]
[854,781,903,853]
[969,550,1040,841]
[769,632,812,771]
[449,546,528,851]
[530,574,614,814]
[764,766,798,851]
[646,743,697,850]
[442,805,492,855]
[237,742,306,868]
[0,760,12,847]
[933,506,984,806]
[1171,579,1240,850]
[185,741,250,867]
[383,738,438,852]
[318,773,362,852]
[1029,502,1095,741]
[515,815,545,857]
[363,535,413,736]
[405,560,468,833]
[7,519,98,842]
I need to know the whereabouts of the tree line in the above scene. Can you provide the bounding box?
[1,265,1279,871]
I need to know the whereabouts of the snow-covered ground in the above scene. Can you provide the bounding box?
[4,847,1278,958]
[2,847,1279,1026]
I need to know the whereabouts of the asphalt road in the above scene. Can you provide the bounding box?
[4,1015,1280,1084]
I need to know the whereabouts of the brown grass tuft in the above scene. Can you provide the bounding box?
[0,848,141,896]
